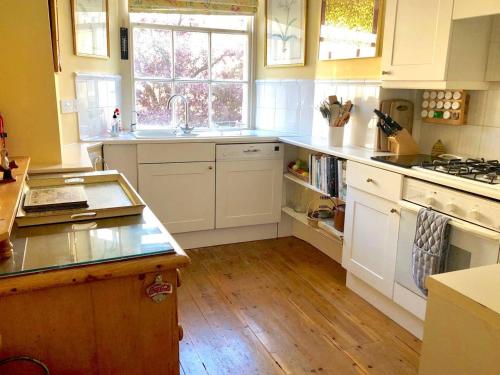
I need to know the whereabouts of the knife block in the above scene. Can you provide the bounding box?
[388,129,420,155]
[376,99,414,152]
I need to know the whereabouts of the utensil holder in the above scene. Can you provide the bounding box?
[328,127,344,147]
[388,129,420,155]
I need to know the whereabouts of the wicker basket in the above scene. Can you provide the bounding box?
[306,196,336,228]
[287,166,309,182]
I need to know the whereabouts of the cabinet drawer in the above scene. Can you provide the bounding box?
[137,143,215,163]
[346,161,403,202]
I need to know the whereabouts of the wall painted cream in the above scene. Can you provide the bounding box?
[255,0,383,80]
[0,0,62,164]
[57,0,125,144]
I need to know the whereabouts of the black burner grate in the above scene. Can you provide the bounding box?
[421,159,500,184]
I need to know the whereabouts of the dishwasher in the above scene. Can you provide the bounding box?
[216,143,284,229]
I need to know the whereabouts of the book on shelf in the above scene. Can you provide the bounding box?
[308,153,346,200]
[337,159,347,201]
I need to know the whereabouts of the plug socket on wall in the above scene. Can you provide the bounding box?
[60,99,78,114]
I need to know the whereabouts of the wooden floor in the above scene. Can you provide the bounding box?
[178,237,421,375]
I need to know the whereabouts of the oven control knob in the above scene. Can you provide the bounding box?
[469,207,480,220]
[445,202,456,212]
[424,195,434,205]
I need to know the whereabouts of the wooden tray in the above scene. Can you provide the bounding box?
[16,170,145,227]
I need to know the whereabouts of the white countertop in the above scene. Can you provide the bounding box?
[27,130,293,175]
[29,142,101,175]
[85,129,297,144]
[279,136,500,201]
[30,132,500,201]
[427,264,500,323]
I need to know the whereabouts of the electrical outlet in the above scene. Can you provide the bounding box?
[60,99,77,114]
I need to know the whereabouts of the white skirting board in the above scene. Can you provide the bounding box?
[173,223,278,249]
[291,219,343,264]
[346,272,424,339]
[277,211,293,237]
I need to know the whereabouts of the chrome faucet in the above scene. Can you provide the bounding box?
[167,94,194,134]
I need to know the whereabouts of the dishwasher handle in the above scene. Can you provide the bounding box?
[216,143,284,161]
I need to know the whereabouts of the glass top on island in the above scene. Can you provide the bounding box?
[0,209,175,278]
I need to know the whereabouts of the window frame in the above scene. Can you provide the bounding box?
[130,17,253,131]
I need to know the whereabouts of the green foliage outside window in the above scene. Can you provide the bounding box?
[324,0,376,33]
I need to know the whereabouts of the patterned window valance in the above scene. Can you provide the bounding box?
[129,0,258,14]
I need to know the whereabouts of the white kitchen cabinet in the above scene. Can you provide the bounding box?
[87,144,103,171]
[216,143,283,229]
[453,0,500,20]
[486,15,500,81]
[138,162,215,234]
[381,0,492,89]
[103,144,138,189]
[342,187,400,298]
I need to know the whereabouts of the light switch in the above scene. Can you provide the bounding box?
[60,99,77,114]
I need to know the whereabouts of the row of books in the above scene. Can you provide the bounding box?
[308,154,347,200]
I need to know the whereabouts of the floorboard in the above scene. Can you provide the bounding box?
[179,237,421,375]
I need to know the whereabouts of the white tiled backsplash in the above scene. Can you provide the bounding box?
[414,84,500,160]
[255,79,382,148]
[255,79,500,159]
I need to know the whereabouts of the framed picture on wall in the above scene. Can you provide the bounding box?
[265,0,307,67]
[48,0,62,72]
[71,0,110,58]
[319,0,383,61]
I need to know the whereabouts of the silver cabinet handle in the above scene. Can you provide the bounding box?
[65,178,85,184]
[243,149,260,153]
[71,212,97,219]
[72,222,98,231]
[381,70,392,75]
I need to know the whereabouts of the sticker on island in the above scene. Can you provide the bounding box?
[146,274,173,303]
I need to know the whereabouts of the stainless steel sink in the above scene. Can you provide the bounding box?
[132,129,199,139]
[131,128,256,139]
[132,129,176,138]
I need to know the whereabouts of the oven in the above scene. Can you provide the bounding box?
[394,178,500,320]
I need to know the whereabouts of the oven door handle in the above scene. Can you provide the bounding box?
[399,200,500,241]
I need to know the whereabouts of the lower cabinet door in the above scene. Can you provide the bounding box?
[216,159,283,228]
[342,186,400,298]
[138,162,215,233]
[103,144,138,189]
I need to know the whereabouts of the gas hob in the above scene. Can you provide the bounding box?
[420,158,500,185]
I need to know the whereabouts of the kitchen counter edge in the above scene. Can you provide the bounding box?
[279,136,500,201]
[0,209,190,297]
[29,133,499,201]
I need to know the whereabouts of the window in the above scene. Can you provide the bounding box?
[131,13,252,130]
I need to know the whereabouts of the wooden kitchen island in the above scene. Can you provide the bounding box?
[0,208,189,374]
